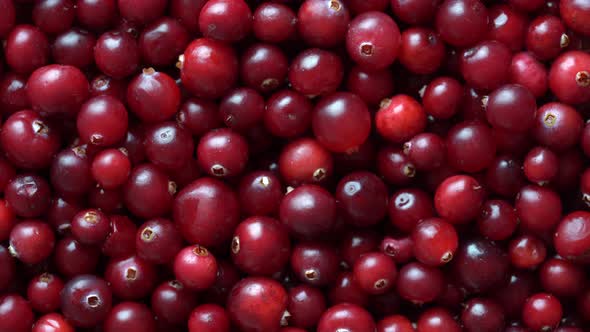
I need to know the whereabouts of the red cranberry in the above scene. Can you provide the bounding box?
[313,92,371,153]
[549,51,590,105]
[219,87,265,132]
[399,27,445,75]
[231,216,290,276]
[328,271,369,307]
[388,188,435,232]
[50,147,93,198]
[346,66,395,107]
[487,84,537,133]
[0,200,15,241]
[5,25,49,74]
[403,133,446,171]
[240,44,288,94]
[104,302,156,332]
[127,69,180,123]
[139,17,190,67]
[54,237,100,277]
[460,40,512,91]
[346,12,401,71]
[145,122,194,171]
[280,184,337,239]
[101,215,137,258]
[335,171,388,227]
[422,76,463,119]
[151,280,197,325]
[417,307,462,332]
[181,38,238,99]
[524,146,560,185]
[0,0,15,37]
[27,273,64,313]
[554,211,590,261]
[396,261,444,304]
[264,90,312,138]
[60,275,112,328]
[317,303,376,332]
[353,252,397,295]
[170,0,207,33]
[435,0,489,47]
[487,4,527,51]
[188,304,231,332]
[339,230,380,267]
[91,148,131,189]
[510,52,549,98]
[376,94,427,143]
[377,315,414,332]
[252,2,296,43]
[124,163,175,219]
[238,171,283,217]
[560,0,590,37]
[9,220,54,264]
[32,313,75,332]
[0,294,34,332]
[76,0,117,31]
[516,185,562,234]
[1,110,60,169]
[477,199,519,240]
[298,0,349,48]
[227,277,288,332]
[533,102,583,151]
[291,242,339,286]
[94,31,140,79]
[508,234,548,269]
[526,15,570,61]
[434,175,485,224]
[199,0,252,42]
[391,0,438,25]
[461,298,506,332]
[33,0,75,35]
[0,73,31,115]
[448,121,497,172]
[52,28,96,68]
[288,48,343,97]
[177,98,222,137]
[380,236,415,263]
[540,257,585,297]
[173,245,218,291]
[412,218,458,266]
[136,218,182,265]
[71,209,110,245]
[522,293,563,331]
[452,237,509,293]
[279,138,333,186]
[105,255,158,300]
[89,75,127,100]
[77,96,129,147]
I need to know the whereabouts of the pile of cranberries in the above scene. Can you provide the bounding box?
[0,0,589,331]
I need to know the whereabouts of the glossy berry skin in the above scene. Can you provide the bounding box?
[422,76,463,119]
[435,175,485,224]
[376,315,414,332]
[5,25,50,74]
[287,285,326,329]
[554,211,590,260]
[264,90,312,138]
[145,122,194,171]
[526,15,569,61]
[27,64,89,117]
[54,237,100,277]
[199,0,252,42]
[136,218,183,265]
[1,110,60,170]
[510,52,549,98]
[92,148,131,189]
[238,171,283,217]
[9,220,55,264]
[312,92,371,153]
[353,252,397,295]
[412,218,458,266]
[288,48,343,97]
[76,0,117,31]
[151,280,198,325]
[397,262,444,304]
[540,257,585,297]
[71,209,110,245]
[533,102,583,151]
[336,171,388,227]
[252,3,297,43]
[522,293,562,331]
[197,128,249,178]
[181,38,238,99]
[0,294,34,332]
[399,27,445,75]
[104,255,157,300]
[173,244,217,291]
[118,0,166,25]
[227,277,288,332]
[560,0,590,37]
[221,87,267,129]
[177,98,221,137]
[173,177,240,247]
[548,51,590,105]
[435,0,489,47]
[404,133,446,171]
[78,96,128,145]
[297,0,350,48]
[127,70,181,123]
[279,138,333,186]
[0,0,15,38]
[460,40,512,91]
[94,31,140,79]
[376,94,427,143]
[5,175,51,218]
[452,238,509,293]
[102,215,137,259]
[279,184,337,239]
[27,273,64,313]
[346,12,401,71]
[317,303,376,332]
[461,298,505,332]
[515,185,562,233]
[487,84,537,133]
[103,302,156,332]
[231,216,290,276]
[139,17,190,67]
[388,188,435,232]
[487,4,527,51]
[32,313,75,332]
[346,66,395,107]
[60,275,112,328]
[446,121,496,173]
[523,147,559,184]
[188,304,231,332]
[291,242,339,286]
[477,200,519,241]
[508,234,547,269]
[417,307,461,332]
[124,164,175,219]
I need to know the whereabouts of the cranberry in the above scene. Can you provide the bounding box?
[0,0,15,37]
[510,52,549,98]
[452,237,509,293]
[526,15,570,61]
[298,0,349,47]
[105,255,157,300]
[412,218,458,266]
[94,31,140,79]
[0,73,31,115]
[346,66,395,107]
[291,242,339,286]
[0,294,34,332]
[240,44,288,94]
[461,298,506,332]
[317,303,376,332]
[376,94,427,143]
[286,285,326,329]
[177,98,221,136]
[280,184,337,238]
[151,280,197,325]
[340,230,380,266]
[328,271,369,307]
[104,302,156,332]
[549,51,590,105]
[199,0,252,42]
[417,307,462,332]
[136,218,182,265]
[71,209,110,245]
[139,17,190,67]
[477,199,519,240]
[145,122,194,171]
[487,84,537,133]
[523,146,559,185]
[0,201,15,241]
[460,40,512,91]
[127,69,181,123]
[52,28,96,68]
[188,304,231,332]
[487,4,527,51]
[377,315,414,332]
[422,76,463,119]
[101,215,136,258]
[238,171,283,217]
[32,313,75,332]
[522,293,563,331]
[516,185,562,234]
[170,0,206,33]
[289,48,343,97]
[312,92,371,153]
[9,219,54,265]
[508,234,548,269]
[173,245,218,291]
[91,148,131,189]
[5,25,50,74]
[27,273,64,313]
[54,237,100,277]
[346,12,401,71]
[540,257,585,297]
[447,121,496,173]
[252,2,296,43]
[1,110,61,169]
[279,138,333,186]
[231,216,290,276]
[388,188,435,232]
[352,252,397,295]
[399,27,445,75]
[554,211,590,261]
[403,133,446,171]
[124,163,175,218]
[560,0,590,37]
[380,236,415,263]
[60,275,112,328]
[533,102,583,151]
[434,175,485,224]
[435,0,489,47]
[227,277,288,332]
[33,0,75,35]
[335,171,388,227]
